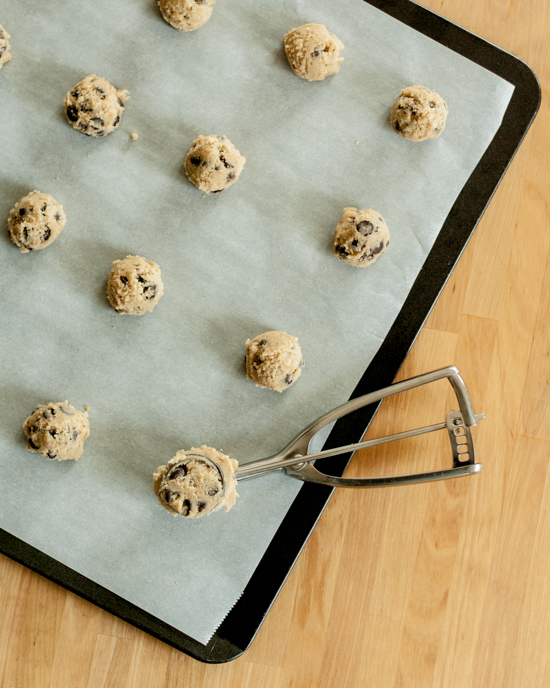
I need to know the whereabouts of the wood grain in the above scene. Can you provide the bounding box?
[1,0,548,685]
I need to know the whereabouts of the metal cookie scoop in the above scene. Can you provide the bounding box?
[155,367,483,518]
[236,366,483,488]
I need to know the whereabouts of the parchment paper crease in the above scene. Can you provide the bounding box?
[0,0,513,644]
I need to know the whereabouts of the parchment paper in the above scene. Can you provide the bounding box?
[0,0,514,644]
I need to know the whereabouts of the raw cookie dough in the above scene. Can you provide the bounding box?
[283,23,344,82]
[246,331,304,392]
[154,446,238,518]
[64,74,128,138]
[333,207,390,267]
[107,255,164,315]
[0,24,11,70]
[7,191,66,253]
[158,0,216,31]
[390,85,447,141]
[184,135,246,194]
[23,402,90,461]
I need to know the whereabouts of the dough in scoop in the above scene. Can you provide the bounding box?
[154,446,238,518]
[23,402,90,461]
[284,23,344,82]
[8,191,66,253]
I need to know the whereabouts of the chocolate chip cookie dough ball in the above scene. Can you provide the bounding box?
[390,85,447,141]
[184,135,246,194]
[107,255,164,315]
[283,23,344,82]
[8,191,66,253]
[158,0,216,31]
[333,208,390,267]
[246,331,304,392]
[23,402,90,461]
[0,24,11,70]
[64,75,128,138]
[154,446,238,518]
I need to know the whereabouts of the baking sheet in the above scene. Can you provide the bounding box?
[0,0,513,644]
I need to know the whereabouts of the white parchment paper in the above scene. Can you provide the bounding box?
[0,0,513,644]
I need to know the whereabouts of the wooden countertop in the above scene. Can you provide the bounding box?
[2,1,548,685]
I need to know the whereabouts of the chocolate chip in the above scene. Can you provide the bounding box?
[42,228,51,242]
[137,275,145,283]
[66,106,79,122]
[91,117,105,126]
[207,486,219,496]
[351,239,359,247]
[49,429,57,437]
[181,499,192,516]
[212,189,224,194]
[95,130,106,137]
[113,115,120,127]
[19,208,26,216]
[71,90,80,99]
[198,501,207,512]
[386,240,390,247]
[72,430,78,440]
[54,213,61,222]
[394,120,401,132]
[28,438,38,450]
[370,241,385,256]
[77,122,88,131]
[227,172,235,181]
[164,489,179,503]
[190,156,201,167]
[429,101,436,108]
[43,409,54,419]
[120,275,128,284]
[144,284,157,299]
[335,245,349,256]
[195,0,206,3]
[168,465,188,480]
[59,405,74,416]
[313,50,320,57]
[95,86,105,98]
[284,373,293,385]
[46,450,58,460]
[117,98,125,108]
[258,339,267,346]
[41,205,47,213]
[220,154,234,169]
[357,221,374,236]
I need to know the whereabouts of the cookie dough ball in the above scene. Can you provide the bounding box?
[333,208,390,267]
[23,402,90,461]
[158,0,216,31]
[154,446,238,518]
[246,331,304,392]
[0,24,11,70]
[283,23,344,82]
[107,255,164,315]
[390,85,447,141]
[64,74,128,138]
[184,135,246,194]
[8,191,66,253]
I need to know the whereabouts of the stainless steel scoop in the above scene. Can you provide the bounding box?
[236,366,483,487]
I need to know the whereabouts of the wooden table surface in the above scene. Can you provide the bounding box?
[2,1,549,685]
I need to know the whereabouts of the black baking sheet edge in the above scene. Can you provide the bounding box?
[0,0,541,665]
